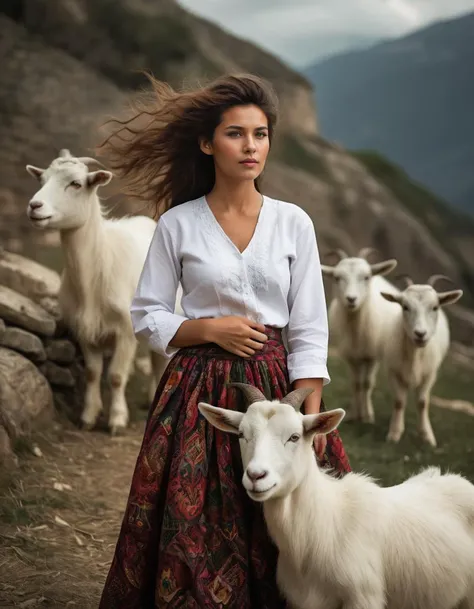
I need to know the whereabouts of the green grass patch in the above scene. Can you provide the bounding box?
[324,354,474,486]
[122,350,474,486]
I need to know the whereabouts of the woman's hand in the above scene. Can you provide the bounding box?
[206,316,268,357]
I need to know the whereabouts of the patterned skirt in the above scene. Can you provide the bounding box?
[99,327,351,608]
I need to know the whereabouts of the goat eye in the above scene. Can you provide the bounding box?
[238,431,244,439]
[288,433,300,443]
[70,180,81,189]
[433,305,439,311]
[364,276,370,281]
[402,304,409,311]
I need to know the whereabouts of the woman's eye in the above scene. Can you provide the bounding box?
[228,131,240,138]
[70,181,81,189]
[256,132,267,139]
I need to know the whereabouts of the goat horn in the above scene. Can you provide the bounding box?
[427,274,453,289]
[325,248,349,262]
[227,383,266,405]
[76,157,106,168]
[358,247,378,260]
[395,273,414,287]
[280,388,314,412]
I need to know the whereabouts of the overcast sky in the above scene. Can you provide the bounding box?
[178,0,474,67]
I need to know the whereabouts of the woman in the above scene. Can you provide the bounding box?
[98,73,351,608]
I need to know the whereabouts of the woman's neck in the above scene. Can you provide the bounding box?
[206,178,262,214]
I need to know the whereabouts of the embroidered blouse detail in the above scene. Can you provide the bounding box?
[130,195,330,385]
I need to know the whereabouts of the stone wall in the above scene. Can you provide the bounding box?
[0,249,86,466]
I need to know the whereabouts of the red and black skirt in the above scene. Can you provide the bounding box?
[99,326,351,608]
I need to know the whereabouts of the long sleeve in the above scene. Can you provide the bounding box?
[286,216,330,385]
[130,216,188,357]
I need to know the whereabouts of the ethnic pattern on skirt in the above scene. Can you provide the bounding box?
[99,327,351,608]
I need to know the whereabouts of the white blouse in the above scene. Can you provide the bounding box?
[130,195,330,385]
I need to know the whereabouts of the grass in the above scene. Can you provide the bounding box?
[112,350,474,487]
[0,491,73,526]
[0,420,131,608]
[0,352,471,607]
[324,353,474,485]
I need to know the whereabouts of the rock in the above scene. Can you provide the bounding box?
[39,361,75,388]
[0,285,56,336]
[53,392,79,425]
[0,347,54,444]
[45,339,76,364]
[0,318,5,339]
[53,359,86,424]
[0,425,18,468]
[0,326,46,362]
[54,318,73,339]
[0,249,60,302]
[38,296,61,319]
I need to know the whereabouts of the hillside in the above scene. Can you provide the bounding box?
[353,150,474,300]
[1,0,474,339]
[304,11,474,214]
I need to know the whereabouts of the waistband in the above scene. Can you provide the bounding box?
[177,325,286,361]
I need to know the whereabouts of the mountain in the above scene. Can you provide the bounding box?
[0,0,474,341]
[304,11,474,214]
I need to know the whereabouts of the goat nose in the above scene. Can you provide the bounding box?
[29,201,43,210]
[415,330,426,339]
[346,296,356,304]
[246,467,268,482]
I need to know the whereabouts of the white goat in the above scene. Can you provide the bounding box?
[26,149,181,433]
[380,275,463,447]
[199,383,474,609]
[321,248,399,423]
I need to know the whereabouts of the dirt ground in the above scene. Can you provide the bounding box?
[0,419,147,609]
[0,349,473,608]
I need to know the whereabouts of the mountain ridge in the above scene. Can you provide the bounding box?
[0,0,473,341]
[304,10,474,214]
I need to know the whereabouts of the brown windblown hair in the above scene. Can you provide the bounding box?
[97,73,279,218]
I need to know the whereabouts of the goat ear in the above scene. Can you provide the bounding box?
[371,259,397,276]
[380,291,401,304]
[438,289,463,307]
[198,403,243,435]
[303,409,345,437]
[26,165,44,180]
[87,170,113,188]
[321,265,335,277]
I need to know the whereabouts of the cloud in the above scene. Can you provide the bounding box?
[177,0,474,65]
[386,0,422,26]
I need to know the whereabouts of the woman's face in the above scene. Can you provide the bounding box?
[200,104,270,182]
